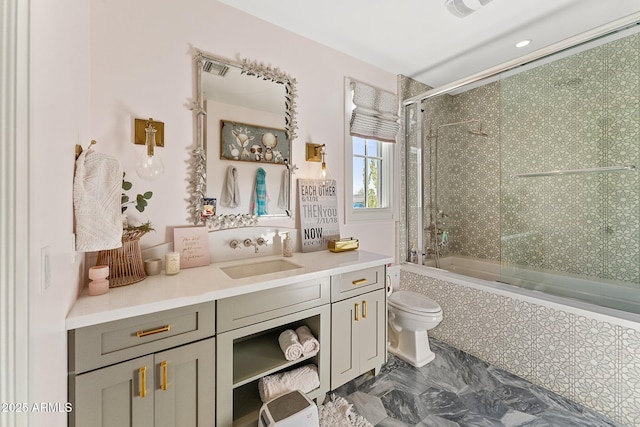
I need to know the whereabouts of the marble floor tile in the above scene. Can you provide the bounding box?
[334,339,623,427]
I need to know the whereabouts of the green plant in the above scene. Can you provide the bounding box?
[121,172,153,213]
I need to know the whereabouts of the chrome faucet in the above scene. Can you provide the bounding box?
[229,240,241,249]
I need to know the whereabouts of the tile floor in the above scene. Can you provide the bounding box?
[333,339,623,427]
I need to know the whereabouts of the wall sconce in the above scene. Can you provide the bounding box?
[305,143,327,178]
[134,118,165,180]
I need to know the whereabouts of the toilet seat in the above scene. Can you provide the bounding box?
[389,291,441,315]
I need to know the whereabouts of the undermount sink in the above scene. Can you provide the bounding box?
[220,259,302,279]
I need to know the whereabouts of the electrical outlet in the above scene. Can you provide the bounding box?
[41,246,51,291]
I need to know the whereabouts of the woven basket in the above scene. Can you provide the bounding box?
[96,230,147,288]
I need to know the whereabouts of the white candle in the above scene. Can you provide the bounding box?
[165,252,180,275]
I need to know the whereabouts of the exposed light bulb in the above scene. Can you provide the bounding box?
[136,123,164,180]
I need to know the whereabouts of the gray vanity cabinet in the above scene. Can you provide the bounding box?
[73,338,214,427]
[68,302,216,427]
[330,266,386,389]
[215,277,331,427]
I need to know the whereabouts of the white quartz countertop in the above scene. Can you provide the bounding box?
[66,250,392,330]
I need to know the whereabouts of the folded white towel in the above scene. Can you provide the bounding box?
[278,329,303,361]
[296,325,320,357]
[221,165,240,208]
[73,148,123,251]
[258,364,320,403]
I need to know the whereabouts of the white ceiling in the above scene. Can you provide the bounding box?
[218,0,640,88]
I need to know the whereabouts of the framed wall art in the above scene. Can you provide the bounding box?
[220,120,289,164]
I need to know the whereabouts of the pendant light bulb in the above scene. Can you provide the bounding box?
[321,148,327,178]
[136,122,164,180]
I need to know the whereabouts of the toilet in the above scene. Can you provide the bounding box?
[387,290,443,367]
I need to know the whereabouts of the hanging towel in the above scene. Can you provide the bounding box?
[221,165,240,208]
[295,325,320,357]
[278,329,303,361]
[250,167,268,216]
[257,364,320,403]
[277,169,289,210]
[73,148,123,251]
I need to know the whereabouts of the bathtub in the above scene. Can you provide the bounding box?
[422,255,640,321]
[400,258,640,425]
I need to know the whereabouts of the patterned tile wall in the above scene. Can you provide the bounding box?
[400,269,640,426]
[410,31,639,287]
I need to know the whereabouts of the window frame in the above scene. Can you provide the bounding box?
[344,78,397,223]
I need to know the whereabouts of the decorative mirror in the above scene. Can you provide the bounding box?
[189,49,298,229]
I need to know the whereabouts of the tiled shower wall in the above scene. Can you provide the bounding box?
[400,269,640,426]
[415,31,640,285]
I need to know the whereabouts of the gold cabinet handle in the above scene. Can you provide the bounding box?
[136,325,170,338]
[160,361,168,391]
[362,300,368,319]
[352,278,368,286]
[139,366,147,398]
[355,303,360,321]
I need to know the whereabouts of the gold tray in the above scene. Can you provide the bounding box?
[328,238,359,253]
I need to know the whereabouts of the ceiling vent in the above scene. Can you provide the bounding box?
[444,0,494,18]
[202,59,229,77]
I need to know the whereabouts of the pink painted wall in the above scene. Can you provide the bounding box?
[26,2,398,425]
[89,0,399,257]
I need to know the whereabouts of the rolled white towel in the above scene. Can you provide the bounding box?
[296,325,320,357]
[278,329,303,361]
[258,364,320,403]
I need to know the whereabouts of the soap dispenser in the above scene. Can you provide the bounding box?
[283,232,293,257]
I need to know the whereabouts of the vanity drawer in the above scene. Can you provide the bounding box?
[69,302,215,374]
[331,265,385,302]
[217,277,330,333]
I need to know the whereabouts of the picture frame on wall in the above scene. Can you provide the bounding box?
[220,120,289,164]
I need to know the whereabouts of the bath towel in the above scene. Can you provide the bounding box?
[278,329,303,361]
[73,148,123,251]
[296,325,320,357]
[257,364,320,403]
[250,167,268,216]
[277,169,289,209]
[221,165,240,208]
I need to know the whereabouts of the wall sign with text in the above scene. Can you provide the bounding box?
[298,179,340,252]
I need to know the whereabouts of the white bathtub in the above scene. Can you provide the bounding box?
[422,255,640,321]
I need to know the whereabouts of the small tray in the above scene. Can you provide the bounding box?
[328,237,359,253]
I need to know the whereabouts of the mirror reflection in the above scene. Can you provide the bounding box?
[195,51,297,223]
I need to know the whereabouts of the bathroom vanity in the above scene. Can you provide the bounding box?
[66,250,391,427]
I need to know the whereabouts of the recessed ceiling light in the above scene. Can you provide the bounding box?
[515,39,531,48]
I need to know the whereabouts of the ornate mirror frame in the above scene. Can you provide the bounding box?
[189,49,298,229]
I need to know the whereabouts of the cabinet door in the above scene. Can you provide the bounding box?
[74,355,154,427]
[155,338,215,427]
[330,297,358,388]
[357,289,386,375]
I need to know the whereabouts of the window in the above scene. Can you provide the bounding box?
[344,78,398,223]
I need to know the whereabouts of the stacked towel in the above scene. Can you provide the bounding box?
[258,364,320,403]
[221,165,240,208]
[278,329,303,361]
[296,325,320,357]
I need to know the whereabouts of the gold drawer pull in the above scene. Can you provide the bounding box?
[136,325,170,338]
[352,278,368,286]
[355,303,360,321]
[160,361,168,391]
[139,366,147,398]
[363,300,368,319]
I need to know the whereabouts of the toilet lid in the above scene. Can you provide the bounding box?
[388,291,441,313]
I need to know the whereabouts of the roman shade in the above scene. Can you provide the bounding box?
[349,80,400,143]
